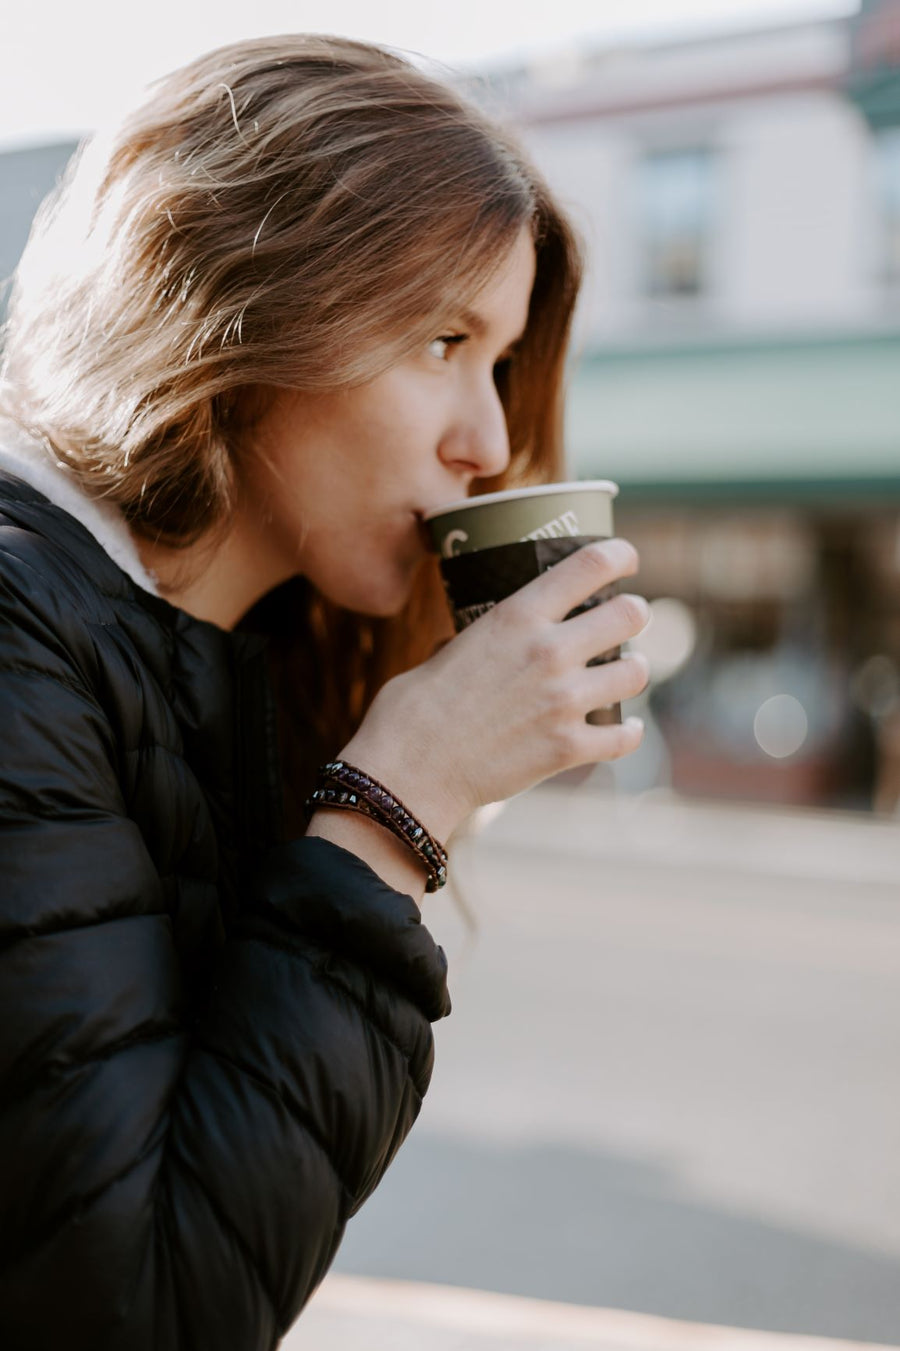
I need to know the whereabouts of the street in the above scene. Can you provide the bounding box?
[329,785,900,1345]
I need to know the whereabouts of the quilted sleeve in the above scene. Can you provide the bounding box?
[0,543,450,1351]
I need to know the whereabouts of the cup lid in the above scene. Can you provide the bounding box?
[423,479,619,521]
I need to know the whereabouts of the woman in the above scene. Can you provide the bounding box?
[0,34,649,1351]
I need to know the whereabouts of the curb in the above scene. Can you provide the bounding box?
[284,1274,900,1351]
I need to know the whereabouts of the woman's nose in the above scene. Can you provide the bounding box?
[442,380,511,480]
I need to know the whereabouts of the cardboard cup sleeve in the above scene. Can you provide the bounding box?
[438,535,621,727]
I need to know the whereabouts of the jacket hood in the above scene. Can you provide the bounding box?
[0,418,159,596]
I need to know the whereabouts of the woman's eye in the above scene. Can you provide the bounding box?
[427,335,465,361]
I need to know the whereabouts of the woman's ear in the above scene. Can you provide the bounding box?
[219,383,273,437]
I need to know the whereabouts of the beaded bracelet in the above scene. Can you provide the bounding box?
[305,761,449,892]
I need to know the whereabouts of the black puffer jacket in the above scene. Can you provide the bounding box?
[0,473,451,1350]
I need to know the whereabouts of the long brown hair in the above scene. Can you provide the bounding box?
[0,35,583,803]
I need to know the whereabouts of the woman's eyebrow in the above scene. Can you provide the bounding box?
[458,306,527,350]
[458,307,487,338]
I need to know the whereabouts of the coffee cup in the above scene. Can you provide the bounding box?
[424,481,622,725]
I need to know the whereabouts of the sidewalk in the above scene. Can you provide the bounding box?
[284,1275,900,1351]
[477,783,900,886]
[282,793,900,1349]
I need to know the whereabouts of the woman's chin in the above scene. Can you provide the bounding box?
[323,567,419,618]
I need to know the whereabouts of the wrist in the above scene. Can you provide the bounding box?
[306,760,450,893]
[336,737,467,845]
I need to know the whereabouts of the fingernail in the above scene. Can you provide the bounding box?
[623,594,651,625]
[601,538,636,566]
[625,716,644,732]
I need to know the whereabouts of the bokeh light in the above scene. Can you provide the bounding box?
[631,597,698,682]
[753,693,809,759]
[851,654,900,719]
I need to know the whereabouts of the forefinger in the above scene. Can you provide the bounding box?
[510,539,640,623]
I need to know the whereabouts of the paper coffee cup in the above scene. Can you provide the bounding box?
[424,481,622,726]
[425,480,618,559]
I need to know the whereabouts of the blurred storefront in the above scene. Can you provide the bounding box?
[571,332,900,810]
[487,0,900,812]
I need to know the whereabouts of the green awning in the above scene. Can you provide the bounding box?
[566,332,900,502]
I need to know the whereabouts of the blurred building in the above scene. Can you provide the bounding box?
[479,0,900,811]
[0,140,77,310]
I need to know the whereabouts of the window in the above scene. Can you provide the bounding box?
[639,147,716,299]
[873,126,900,286]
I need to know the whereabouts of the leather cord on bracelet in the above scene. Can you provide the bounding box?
[305,761,449,892]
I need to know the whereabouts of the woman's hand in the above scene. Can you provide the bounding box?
[339,538,650,842]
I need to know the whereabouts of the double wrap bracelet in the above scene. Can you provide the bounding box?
[305,761,449,892]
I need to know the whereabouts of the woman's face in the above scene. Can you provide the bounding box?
[240,226,537,616]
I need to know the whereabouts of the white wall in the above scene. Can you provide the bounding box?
[508,21,896,346]
[720,94,873,328]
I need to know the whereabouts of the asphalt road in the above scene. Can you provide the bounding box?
[332,786,900,1346]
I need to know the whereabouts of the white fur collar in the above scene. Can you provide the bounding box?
[0,420,159,596]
